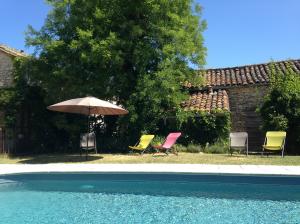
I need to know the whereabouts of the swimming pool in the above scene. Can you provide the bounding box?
[0,173,299,224]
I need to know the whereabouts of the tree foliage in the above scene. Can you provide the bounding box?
[2,0,207,152]
[26,0,206,101]
[0,57,88,153]
[259,62,300,153]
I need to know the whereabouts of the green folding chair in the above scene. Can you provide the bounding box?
[262,131,286,157]
[129,135,155,154]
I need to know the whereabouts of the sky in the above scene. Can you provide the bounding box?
[0,0,299,68]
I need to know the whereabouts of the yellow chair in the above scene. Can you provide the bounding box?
[262,131,287,157]
[129,135,155,154]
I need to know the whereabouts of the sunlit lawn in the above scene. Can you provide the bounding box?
[0,152,299,165]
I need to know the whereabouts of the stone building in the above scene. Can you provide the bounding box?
[0,44,26,153]
[184,59,300,150]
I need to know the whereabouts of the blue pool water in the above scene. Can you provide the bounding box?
[0,173,299,224]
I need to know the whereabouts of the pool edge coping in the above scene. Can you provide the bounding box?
[0,164,300,176]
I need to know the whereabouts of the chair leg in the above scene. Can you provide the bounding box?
[173,148,178,156]
[165,148,169,155]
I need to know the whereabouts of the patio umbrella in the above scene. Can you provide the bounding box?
[47,96,128,158]
[47,96,128,116]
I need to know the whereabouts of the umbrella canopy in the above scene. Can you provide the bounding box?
[47,96,128,115]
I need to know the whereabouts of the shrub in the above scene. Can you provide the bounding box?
[259,62,300,154]
[173,144,203,153]
[203,141,228,154]
[186,144,202,153]
[181,110,231,146]
[151,136,165,146]
[174,144,188,153]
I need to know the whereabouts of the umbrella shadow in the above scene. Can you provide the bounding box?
[16,154,103,164]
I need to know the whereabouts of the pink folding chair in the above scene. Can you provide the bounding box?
[153,132,182,155]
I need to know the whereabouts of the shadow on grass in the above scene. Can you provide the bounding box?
[224,154,248,158]
[225,151,265,157]
[15,154,103,164]
[152,154,168,158]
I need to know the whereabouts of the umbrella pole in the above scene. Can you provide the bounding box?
[86,115,89,161]
[86,115,88,160]
[86,107,90,161]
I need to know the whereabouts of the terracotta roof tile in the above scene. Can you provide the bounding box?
[182,90,229,112]
[220,69,226,86]
[244,66,254,84]
[225,69,231,85]
[294,60,300,70]
[186,59,300,88]
[230,69,236,85]
[236,68,243,85]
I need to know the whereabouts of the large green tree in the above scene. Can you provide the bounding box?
[6,0,207,152]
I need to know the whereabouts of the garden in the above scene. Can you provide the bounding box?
[0,0,299,159]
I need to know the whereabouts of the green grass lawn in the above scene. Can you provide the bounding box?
[0,152,299,165]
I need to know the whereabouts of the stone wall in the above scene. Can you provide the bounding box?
[0,51,14,153]
[0,51,14,88]
[227,85,269,151]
